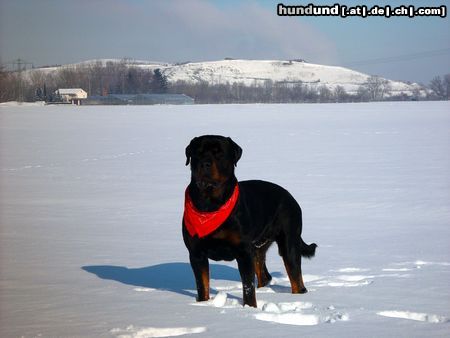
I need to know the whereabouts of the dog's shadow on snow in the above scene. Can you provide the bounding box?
[82,262,242,298]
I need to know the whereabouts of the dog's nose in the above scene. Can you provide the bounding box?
[200,161,212,170]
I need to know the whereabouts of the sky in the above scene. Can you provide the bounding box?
[0,0,449,84]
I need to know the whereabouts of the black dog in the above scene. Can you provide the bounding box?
[182,135,317,307]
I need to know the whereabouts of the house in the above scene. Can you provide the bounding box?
[55,88,87,105]
[83,93,194,105]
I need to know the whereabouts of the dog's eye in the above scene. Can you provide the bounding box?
[214,149,224,158]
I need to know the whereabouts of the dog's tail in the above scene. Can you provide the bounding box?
[300,238,317,259]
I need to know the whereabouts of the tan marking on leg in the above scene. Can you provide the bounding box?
[299,272,306,291]
[200,268,210,300]
[282,257,301,294]
[254,257,264,288]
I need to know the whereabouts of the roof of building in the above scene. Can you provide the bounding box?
[84,93,194,105]
[57,88,87,94]
[109,93,193,100]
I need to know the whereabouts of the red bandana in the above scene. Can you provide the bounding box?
[184,184,240,238]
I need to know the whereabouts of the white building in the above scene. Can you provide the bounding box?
[55,88,87,105]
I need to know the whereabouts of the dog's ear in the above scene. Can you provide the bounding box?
[185,137,197,166]
[227,137,242,167]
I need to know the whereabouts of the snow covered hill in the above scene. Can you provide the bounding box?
[29,58,423,96]
[160,59,422,96]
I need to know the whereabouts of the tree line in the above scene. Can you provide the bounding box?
[0,60,449,103]
[0,60,168,103]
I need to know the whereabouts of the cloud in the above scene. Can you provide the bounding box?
[144,0,338,63]
[0,0,337,65]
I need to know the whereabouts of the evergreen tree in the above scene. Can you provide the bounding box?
[153,69,168,93]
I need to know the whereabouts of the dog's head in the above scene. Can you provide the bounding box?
[185,135,242,191]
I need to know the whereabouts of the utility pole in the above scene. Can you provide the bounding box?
[6,58,34,101]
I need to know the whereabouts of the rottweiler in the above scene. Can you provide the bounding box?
[183,135,317,307]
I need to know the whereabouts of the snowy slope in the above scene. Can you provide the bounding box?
[161,59,422,96]
[27,58,423,96]
[1,102,449,337]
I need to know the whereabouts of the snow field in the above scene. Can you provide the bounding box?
[111,325,206,338]
[1,101,449,337]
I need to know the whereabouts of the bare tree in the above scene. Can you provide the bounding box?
[362,75,392,101]
[333,85,348,102]
[430,75,450,100]
[318,85,332,103]
[429,76,445,99]
[411,87,422,101]
[0,66,11,101]
[444,74,450,100]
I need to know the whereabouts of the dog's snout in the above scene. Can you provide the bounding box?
[200,161,212,170]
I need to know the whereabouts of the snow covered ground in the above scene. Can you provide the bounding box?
[1,101,449,337]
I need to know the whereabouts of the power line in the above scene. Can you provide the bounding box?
[4,58,34,72]
[342,48,450,67]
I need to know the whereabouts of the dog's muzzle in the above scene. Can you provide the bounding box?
[196,180,219,190]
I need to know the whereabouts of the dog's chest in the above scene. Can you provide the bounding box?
[210,229,241,245]
[203,229,242,261]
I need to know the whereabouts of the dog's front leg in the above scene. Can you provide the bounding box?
[189,253,210,301]
[237,253,257,307]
